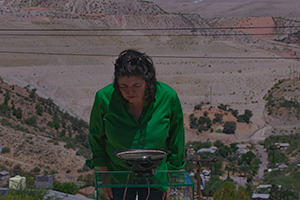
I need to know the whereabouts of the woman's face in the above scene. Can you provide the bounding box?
[118,76,146,104]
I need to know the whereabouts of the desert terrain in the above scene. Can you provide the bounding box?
[0,0,300,146]
[150,0,300,19]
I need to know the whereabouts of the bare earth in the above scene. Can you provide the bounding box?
[149,0,300,19]
[0,0,300,146]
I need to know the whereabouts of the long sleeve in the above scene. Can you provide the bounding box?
[86,92,108,169]
[166,93,186,170]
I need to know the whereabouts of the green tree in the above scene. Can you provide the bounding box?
[244,110,253,123]
[0,186,58,200]
[84,173,95,186]
[213,181,250,200]
[47,120,60,130]
[230,143,239,153]
[206,117,212,128]
[269,184,281,200]
[52,182,77,194]
[1,146,10,153]
[198,116,207,125]
[14,107,23,119]
[229,109,238,117]
[29,88,37,99]
[245,183,254,198]
[4,90,10,105]
[213,181,236,200]
[30,167,41,174]
[225,162,236,179]
[198,126,203,133]
[35,104,43,116]
[75,131,89,148]
[241,151,255,165]
[223,121,236,134]
[213,113,223,124]
[25,116,37,126]
[213,140,231,158]
[186,140,212,152]
[235,186,251,200]
[249,158,260,176]
[213,140,224,148]
[211,159,223,176]
[218,146,231,158]
[0,103,10,116]
[60,129,66,137]
[202,175,223,197]
[194,104,202,110]
[197,116,212,130]
[189,113,198,129]
[218,104,228,111]
[237,110,253,124]
[268,150,288,167]
[239,161,249,177]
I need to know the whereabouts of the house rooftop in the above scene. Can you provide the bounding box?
[275,143,289,147]
[257,184,281,189]
[44,190,94,200]
[0,171,9,176]
[252,193,270,199]
[197,147,218,154]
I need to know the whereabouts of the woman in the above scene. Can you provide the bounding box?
[86,49,185,200]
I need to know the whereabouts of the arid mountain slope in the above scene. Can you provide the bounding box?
[0,80,90,182]
[1,0,210,30]
[149,0,300,19]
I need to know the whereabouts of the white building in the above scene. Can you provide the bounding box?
[257,184,281,189]
[275,143,289,150]
[197,147,218,154]
[9,175,26,189]
[252,193,270,199]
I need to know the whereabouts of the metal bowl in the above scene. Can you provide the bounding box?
[112,149,171,177]
[113,149,170,161]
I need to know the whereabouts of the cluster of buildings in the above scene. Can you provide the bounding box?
[0,172,95,199]
[186,142,299,200]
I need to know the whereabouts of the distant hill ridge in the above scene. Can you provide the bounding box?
[4,0,165,15]
[1,0,211,29]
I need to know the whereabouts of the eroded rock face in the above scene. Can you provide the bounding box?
[1,0,213,30]
[149,0,300,19]
[3,0,163,15]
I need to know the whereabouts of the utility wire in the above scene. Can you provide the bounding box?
[0,32,295,37]
[0,50,298,60]
[0,25,298,37]
[0,26,298,58]
[0,25,299,31]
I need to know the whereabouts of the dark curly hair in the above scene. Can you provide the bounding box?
[113,49,157,102]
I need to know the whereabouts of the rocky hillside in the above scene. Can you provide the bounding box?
[3,0,165,15]
[273,17,300,43]
[264,77,300,126]
[0,77,91,182]
[278,31,300,45]
[2,0,300,48]
[1,0,211,30]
